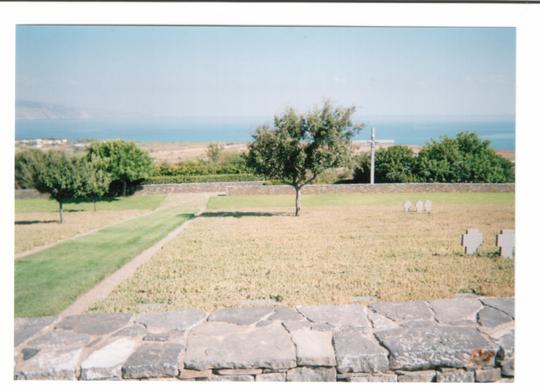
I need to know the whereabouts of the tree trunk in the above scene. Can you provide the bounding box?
[294,186,302,216]
[93,199,97,212]
[123,180,127,197]
[59,200,64,224]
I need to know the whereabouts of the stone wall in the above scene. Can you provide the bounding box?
[14,297,514,382]
[139,182,515,196]
[15,183,515,199]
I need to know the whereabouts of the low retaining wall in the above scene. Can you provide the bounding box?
[14,297,514,382]
[139,182,515,195]
[15,189,49,199]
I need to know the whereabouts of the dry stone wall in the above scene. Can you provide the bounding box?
[138,182,514,195]
[14,297,514,382]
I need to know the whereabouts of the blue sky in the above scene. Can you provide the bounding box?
[16,26,515,119]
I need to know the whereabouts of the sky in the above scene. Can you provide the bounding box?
[16,26,515,120]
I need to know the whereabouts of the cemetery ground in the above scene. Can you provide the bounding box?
[92,191,514,313]
[15,194,166,255]
[15,194,207,318]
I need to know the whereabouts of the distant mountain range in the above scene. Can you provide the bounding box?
[16,100,92,120]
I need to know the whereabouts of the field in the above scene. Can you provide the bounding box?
[91,192,515,313]
[15,195,165,254]
[15,194,206,317]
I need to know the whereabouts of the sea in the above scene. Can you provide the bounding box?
[15,116,515,151]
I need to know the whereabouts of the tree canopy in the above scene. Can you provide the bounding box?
[86,140,153,195]
[246,101,362,215]
[33,152,91,223]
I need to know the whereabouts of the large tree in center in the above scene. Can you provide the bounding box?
[86,140,153,196]
[246,101,362,216]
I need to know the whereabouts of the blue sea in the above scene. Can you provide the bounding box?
[15,116,515,151]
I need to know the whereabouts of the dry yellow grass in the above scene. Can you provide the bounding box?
[15,210,149,255]
[92,194,514,313]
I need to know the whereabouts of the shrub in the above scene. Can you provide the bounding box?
[415,132,514,183]
[145,174,261,184]
[353,146,416,183]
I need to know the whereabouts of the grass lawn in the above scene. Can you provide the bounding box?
[15,194,166,213]
[92,192,514,313]
[15,194,206,317]
[15,194,166,255]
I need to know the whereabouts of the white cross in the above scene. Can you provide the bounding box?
[461,228,484,255]
[403,200,412,212]
[496,229,515,259]
[357,128,395,184]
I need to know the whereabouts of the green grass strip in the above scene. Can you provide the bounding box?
[15,206,194,317]
[15,194,166,213]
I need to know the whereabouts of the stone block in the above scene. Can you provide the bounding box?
[80,338,138,380]
[256,372,286,381]
[179,369,213,380]
[376,325,497,370]
[26,329,91,349]
[268,307,305,322]
[122,342,184,379]
[501,358,514,377]
[56,313,132,335]
[397,370,436,382]
[435,368,475,382]
[481,297,514,319]
[184,321,296,370]
[15,316,56,347]
[286,367,336,382]
[370,301,433,323]
[334,328,389,373]
[15,346,84,380]
[428,298,482,324]
[135,310,206,331]
[216,368,263,375]
[349,373,397,382]
[112,324,147,338]
[211,374,254,381]
[367,310,399,331]
[290,328,336,366]
[297,304,369,328]
[475,367,501,382]
[208,307,274,326]
[478,306,513,328]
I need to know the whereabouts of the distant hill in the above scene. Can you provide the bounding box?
[16,100,92,120]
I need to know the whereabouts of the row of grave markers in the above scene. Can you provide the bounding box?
[404,200,432,213]
[461,228,515,259]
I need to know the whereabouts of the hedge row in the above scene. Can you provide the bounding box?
[145,174,261,184]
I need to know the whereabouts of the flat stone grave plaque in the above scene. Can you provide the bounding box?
[403,200,412,212]
[461,229,483,255]
[496,229,515,259]
[415,200,424,213]
[424,200,432,213]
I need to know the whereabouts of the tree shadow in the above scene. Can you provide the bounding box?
[15,220,58,225]
[201,211,288,218]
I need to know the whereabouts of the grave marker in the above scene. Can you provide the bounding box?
[424,200,432,213]
[403,200,412,212]
[416,200,424,213]
[461,229,483,255]
[496,229,515,259]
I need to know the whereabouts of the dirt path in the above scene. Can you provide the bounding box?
[60,193,212,317]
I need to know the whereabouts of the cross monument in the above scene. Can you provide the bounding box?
[361,128,395,184]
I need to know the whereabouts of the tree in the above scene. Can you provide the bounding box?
[207,142,224,164]
[415,132,514,183]
[34,152,89,223]
[80,160,111,211]
[15,148,45,189]
[86,140,153,196]
[353,146,416,183]
[246,101,362,216]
